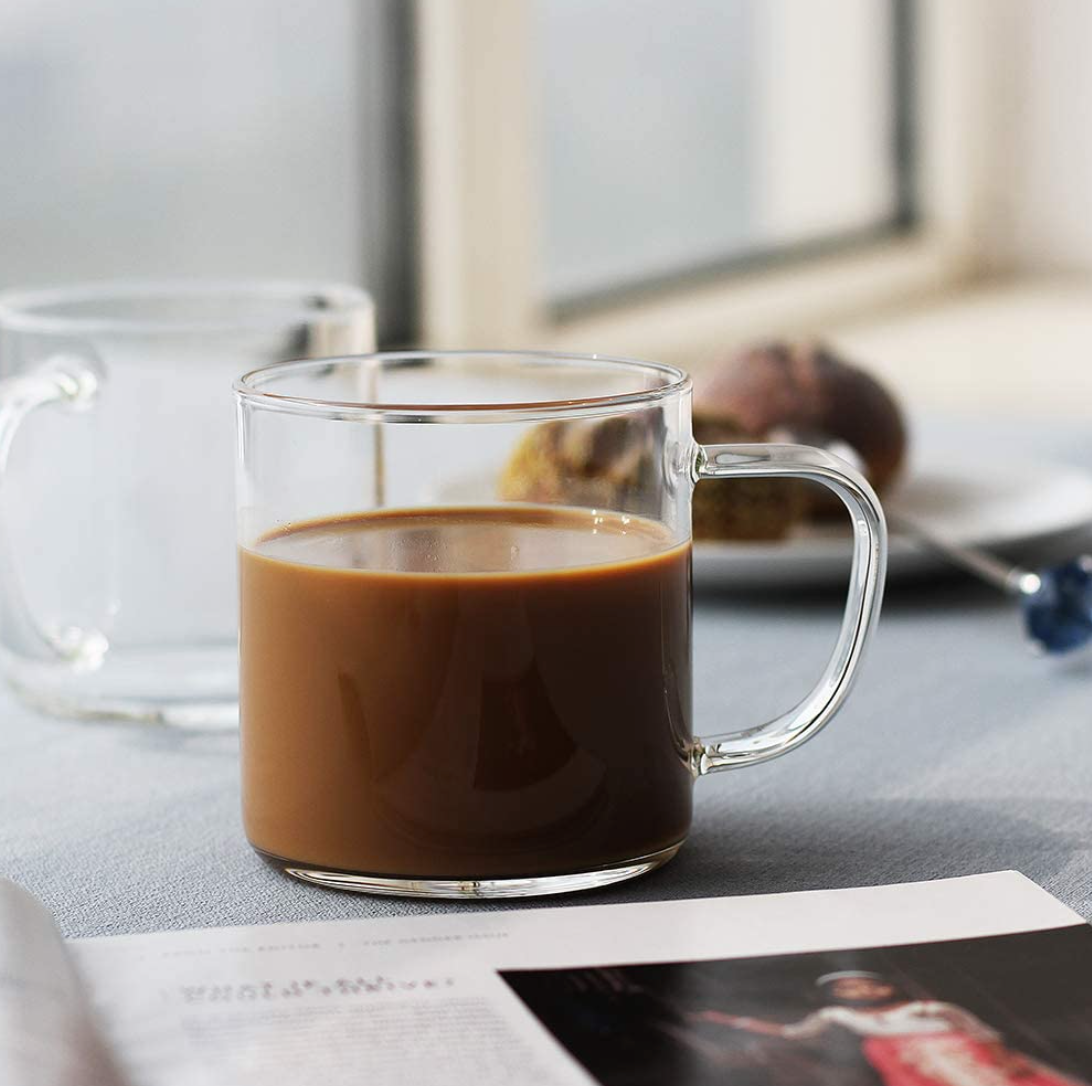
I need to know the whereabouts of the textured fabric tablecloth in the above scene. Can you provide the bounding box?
[2,416,1091,938]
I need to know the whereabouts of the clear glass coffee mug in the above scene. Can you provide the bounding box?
[235,351,885,898]
[0,282,374,725]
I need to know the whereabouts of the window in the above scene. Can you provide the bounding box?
[536,0,913,313]
[417,0,978,363]
[1,1,981,356]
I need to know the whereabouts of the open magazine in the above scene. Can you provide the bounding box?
[4,872,1092,1086]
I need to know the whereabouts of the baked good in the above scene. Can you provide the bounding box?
[690,413,808,540]
[696,340,907,495]
[499,413,803,541]
[497,415,660,516]
[497,341,904,542]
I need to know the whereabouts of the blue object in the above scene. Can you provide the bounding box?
[1021,557,1092,654]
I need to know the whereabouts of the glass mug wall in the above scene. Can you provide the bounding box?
[235,352,886,898]
[0,282,374,725]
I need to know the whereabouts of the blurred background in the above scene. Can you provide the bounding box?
[1,0,1090,417]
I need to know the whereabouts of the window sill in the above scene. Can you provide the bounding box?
[830,275,1092,419]
[534,232,974,367]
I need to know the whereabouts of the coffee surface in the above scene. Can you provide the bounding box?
[240,505,693,879]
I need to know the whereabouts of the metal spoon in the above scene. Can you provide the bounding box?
[798,433,1092,655]
[887,512,1092,655]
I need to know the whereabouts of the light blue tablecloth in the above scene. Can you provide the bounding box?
[2,415,1090,938]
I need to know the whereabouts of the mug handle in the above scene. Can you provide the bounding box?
[0,354,107,665]
[691,443,887,773]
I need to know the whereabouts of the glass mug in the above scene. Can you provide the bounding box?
[235,351,886,897]
[0,281,374,725]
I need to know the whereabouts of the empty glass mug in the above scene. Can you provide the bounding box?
[0,282,374,724]
[235,351,886,897]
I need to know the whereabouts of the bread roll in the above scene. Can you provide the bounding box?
[696,341,907,495]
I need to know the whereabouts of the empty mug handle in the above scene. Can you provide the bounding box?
[691,443,887,773]
[0,354,107,666]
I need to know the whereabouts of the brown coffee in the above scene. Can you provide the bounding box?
[239,505,693,880]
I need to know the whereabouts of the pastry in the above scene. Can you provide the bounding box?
[696,340,907,495]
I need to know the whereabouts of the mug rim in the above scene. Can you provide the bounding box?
[0,279,373,336]
[234,350,692,422]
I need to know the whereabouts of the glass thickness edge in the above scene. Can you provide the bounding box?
[234,350,692,424]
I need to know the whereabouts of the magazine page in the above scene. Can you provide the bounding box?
[69,872,1091,1086]
[0,880,121,1086]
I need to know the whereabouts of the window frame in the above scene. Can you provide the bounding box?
[412,0,994,365]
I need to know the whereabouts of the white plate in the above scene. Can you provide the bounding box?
[694,453,1092,590]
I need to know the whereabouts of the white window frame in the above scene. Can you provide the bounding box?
[413,0,995,365]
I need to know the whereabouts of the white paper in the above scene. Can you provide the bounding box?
[0,881,120,1086]
[62,871,1083,1086]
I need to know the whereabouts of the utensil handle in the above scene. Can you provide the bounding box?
[0,354,108,665]
[885,511,1039,595]
[691,443,887,772]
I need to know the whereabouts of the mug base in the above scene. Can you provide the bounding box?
[9,684,238,728]
[4,643,238,728]
[262,842,684,900]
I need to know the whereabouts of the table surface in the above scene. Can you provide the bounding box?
[3,415,1091,940]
